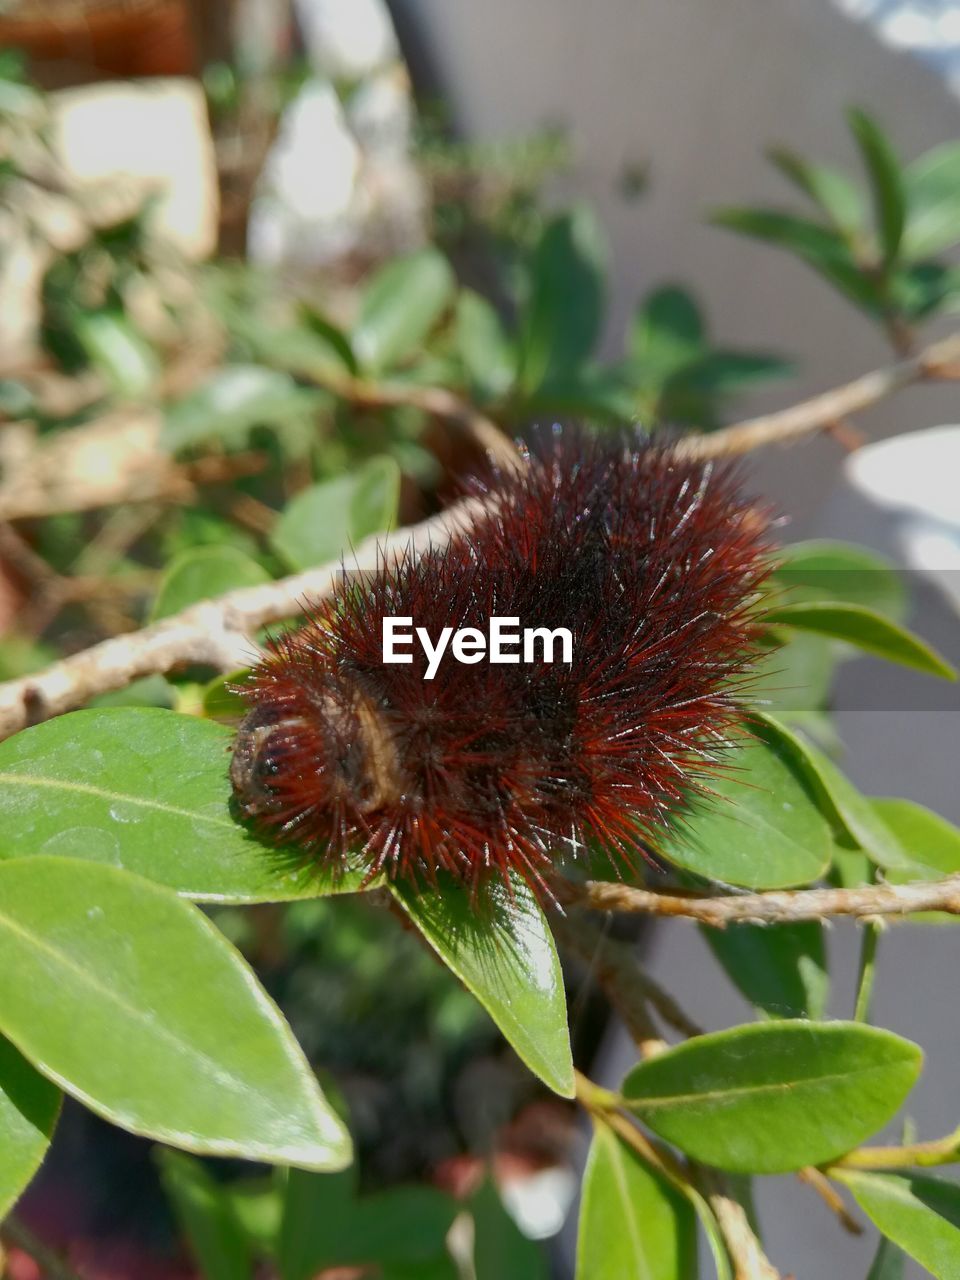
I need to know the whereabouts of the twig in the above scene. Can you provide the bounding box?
[696,1170,785,1280]
[831,1123,960,1171]
[338,377,522,473]
[551,911,703,1051]
[796,1166,862,1235]
[1,1215,84,1280]
[3,327,960,736]
[678,330,960,460]
[0,495,487,740]
[555,874,960,925]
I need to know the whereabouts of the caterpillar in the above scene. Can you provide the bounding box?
[230,431,773,896]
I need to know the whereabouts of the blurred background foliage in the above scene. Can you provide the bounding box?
[3,3,960,1274]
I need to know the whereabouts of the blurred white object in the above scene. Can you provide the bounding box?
[248,81,363,266]
[297,0,399,79]
[248,0,424,268]
[499,1165,578,1241]
[0,78,217,371]
[844,425,960,608]
[52,79,219,260]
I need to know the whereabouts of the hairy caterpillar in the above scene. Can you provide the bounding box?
[231,431,773,895]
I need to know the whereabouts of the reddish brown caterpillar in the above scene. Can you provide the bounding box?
[231,431,773,895]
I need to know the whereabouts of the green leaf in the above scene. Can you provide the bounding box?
[269,455,401,572]
[773,541,905,621]
[847,108,906,263]
[866,1233,905,1280]
[0,708,368,903]
[0,857,351,1169]
[151,547,271,622]
[710,208,882,314]
[702,920,829,1020]
[835,1171,960,1280]
[471,1179,548,1280]
[763,602,955,680]
[659,721,833,889]
[892,260,960,322]
[454,290,516,398]
[767,146,864,236]
[872,799,960,882]
[157,1150,254,1280]
[622,1021,922,1174]
[904,142,960,258]
[0,1035,61,1220]
[202,670,250,721]
[752,713,908,871]
[666,349,794,396]
[576,1122,697,1280]
[353,249,455,374]
[280,1168,457,1280]
[520,207,607,393]
[162,365,323,453]
[629,285,705,375]
[74,309,158,397]
[390,874,574,1097]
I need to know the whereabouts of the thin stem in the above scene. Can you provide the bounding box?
[554,874,960,926]
[1,1216,84,1280]
[796,1166,862,1235]
[853,922,881,1022]
[831,1125,960,1171]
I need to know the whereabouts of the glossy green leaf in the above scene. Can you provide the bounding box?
[157,1150,254,1280]
[659,722,833,889]
[471,1179,548,1280]
[162,365,322,453]
[710,208,882,314]
[753,714,908,872]
[904,142,960,258]
[0,708,368,903]
[280,1168,456,1280]
[622,1021,921,1174]
[269,455,401,572]
[629,285,705,374]
[866,1234,905,1280]
[848,108,906,263]
[520,206,607,393]
[763,602,955,680]
[872,799,960,882]
[202,670,250,721]
[353,249,455,374]
[767,146,864,236]
[0,857,351,1168]
[666,349,794,396]
[0,1036,61,1220]
[835,1171,960,1280]
[151,547,271,622]
[454,289,516,398]
[702,920,828,1020]
[773,541,905,620]
[391,874,574,1097]
[576,1122,697,1280]
[751,629,837,718]
[74,309,158,397]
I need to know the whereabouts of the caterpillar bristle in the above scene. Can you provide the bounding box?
[230,430,775,897]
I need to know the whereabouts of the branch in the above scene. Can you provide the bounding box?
[556,873,960,925]
[551,911,703,1052]
[677,330,960,461]
[1,1216,85,1280]
[3,328,960,738]
[0,496,487,740]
